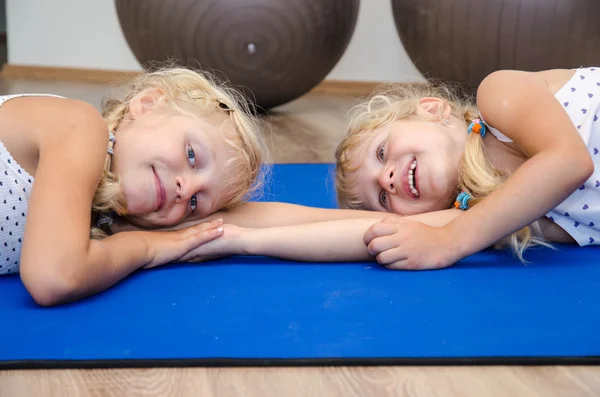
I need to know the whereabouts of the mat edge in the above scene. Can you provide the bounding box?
[2,356,599,370]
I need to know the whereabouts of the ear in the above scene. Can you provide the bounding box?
[417,97,452,121]
[128,88,165,119]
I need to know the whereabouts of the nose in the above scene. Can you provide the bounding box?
[175,175,202,202]
[378,167,397,194]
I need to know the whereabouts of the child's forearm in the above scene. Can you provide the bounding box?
[200,202,389,228]
[20,231,151,306]
[446,149,592,259]
[232,209,463,262]
[240,218,381,262]
[84,233,153,288]
[26,231,150,306]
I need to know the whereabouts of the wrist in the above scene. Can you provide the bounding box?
[133,231,156,267]
[238,227,264,256]
[233,227,253,256]
[92,230,154,271]
[442,220,476,262]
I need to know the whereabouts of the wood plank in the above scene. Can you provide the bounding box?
[0,64,382,97]
[1,366,599,397]
[0,64,141,84]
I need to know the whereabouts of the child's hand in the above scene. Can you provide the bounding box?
[363,216,457,270]
[139,218,225,269]
[177,224,247,263]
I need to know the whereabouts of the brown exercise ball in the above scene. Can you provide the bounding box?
[115,0,359,110]
[392,0,600,90]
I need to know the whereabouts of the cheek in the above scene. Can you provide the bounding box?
[386,136,405,158]
[162,205,189,226]
[127,206,188,228]
[121,184,148,215]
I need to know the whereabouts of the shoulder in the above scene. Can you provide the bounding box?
[476,69,576,141]
[0,95,105,130]
[475,69,589,161]
[0,95,109,164]
[476,70,545,127]
[8,96,110,152]
[0,96,113,176]
[26,97,111,202]
[37,97,106,138]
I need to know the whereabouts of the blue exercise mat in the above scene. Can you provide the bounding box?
[1,163,599,369]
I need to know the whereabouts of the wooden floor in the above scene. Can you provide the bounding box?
[0,75,598,396]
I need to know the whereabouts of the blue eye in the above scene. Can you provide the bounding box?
[190,194,198,212]
[378,190,388,209]
[187,144,196,168]
[377,143,385,161]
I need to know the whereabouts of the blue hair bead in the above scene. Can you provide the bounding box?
[454,191,472,210]
[467,118,487,138]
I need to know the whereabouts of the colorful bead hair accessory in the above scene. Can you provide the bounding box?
[107,131,116,156]
[96,211,115,235]
[467,118,487,138]
[454,191,472,210]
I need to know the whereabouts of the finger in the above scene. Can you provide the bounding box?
[366,234,400,256]
[386,259,412,270]
[387,258,423,271]
[363,222,398,245]
[375,247,407,267]
[181,218,224,238]
[181,225,224,252]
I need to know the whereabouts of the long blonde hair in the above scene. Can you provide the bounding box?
[335,80,547,261]
[91,65,267,237]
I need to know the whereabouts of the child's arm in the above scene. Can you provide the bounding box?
[180,209,462,263]
[388,70,594,268]
[15,97,222,306]
[210,202,391,227]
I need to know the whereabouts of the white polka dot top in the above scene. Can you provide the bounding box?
[0,94,64,275]
[483,67,600,247]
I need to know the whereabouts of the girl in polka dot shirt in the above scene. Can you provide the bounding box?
[0,66,266,305]
[168,67,600,270]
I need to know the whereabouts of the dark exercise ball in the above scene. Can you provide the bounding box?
[392,0,600,91]
[115,0,360,110]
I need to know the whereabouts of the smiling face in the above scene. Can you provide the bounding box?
[110,95,239,228]
[345,98,469,215]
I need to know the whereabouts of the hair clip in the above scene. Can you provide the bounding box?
[107,131,116,156]
[96,212,115,235]
[186,90,203,100]
[454,191,472,210]
[467,118,487,138]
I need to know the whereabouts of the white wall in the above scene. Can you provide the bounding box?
[6,0,141,71]
[328,0,423,82]
[6,0,423,83]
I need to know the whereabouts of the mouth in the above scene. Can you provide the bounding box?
[404,158,420,199]
[152,166,166,212]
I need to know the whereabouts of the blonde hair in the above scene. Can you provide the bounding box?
[335,80,548,261]
[91,64,266,237]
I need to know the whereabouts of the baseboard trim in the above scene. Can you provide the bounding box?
[309,80,382,97]
[1,64,382,96]
[1,64,141,84]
